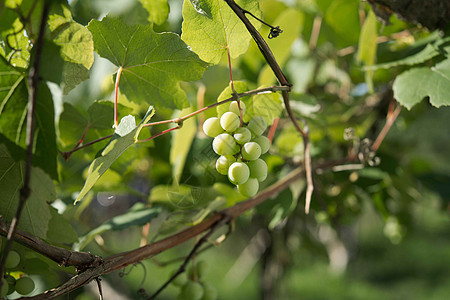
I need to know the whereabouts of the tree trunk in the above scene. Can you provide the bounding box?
[369,0,450,30]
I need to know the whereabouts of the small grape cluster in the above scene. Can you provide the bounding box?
[172,261,217,300]
[203,101,270,197]
[1,251,35,297]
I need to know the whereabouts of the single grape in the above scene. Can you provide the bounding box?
[179,281,204,300]
[212,133,238,156]
[241,142,261,161]
[15,276,35,295]
[233,127,251,144]
[172,272,188,287]
[228,162,250,185]
[248,159,268,182]
[216,155,235,175]
[247,116,267,136]
[238,178,259,197]
[252,135,271,154]
[201,281,218,300]
[203,117,223,138]
[5,250,20,269]
[229,100,246,116]
[220,112,240,132]
[1,278,8,297]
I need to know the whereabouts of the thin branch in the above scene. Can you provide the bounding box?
[147,216,230,299]
[371,104,402,152]
[60,134,114,160]
[0,0,51,288]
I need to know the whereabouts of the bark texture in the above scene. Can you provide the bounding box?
[369,0,450,30]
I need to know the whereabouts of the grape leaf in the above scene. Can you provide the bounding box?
[0,59,58,179]
[74,203,161,250]
[139,0,169,25]
[393,58,450,109]
[47,5,94,94]
[0,145,53,239]
[87,16,207,109]
[46,206,78,244]
[170,107,197,183]
[75,106,155,203]
[181,0,262,64]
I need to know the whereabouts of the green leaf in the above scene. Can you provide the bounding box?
[75,106,155,203]
[170,107,197,183]
[46,206,78,244]
[0,145,53,239]
[139,0,169,25]
[74,203,161,250]
[357,10,378,93]
[366,37,450,71]
[258,8,303,85]
[181,0,262,64]
[324,0,360,46]
[393,58,450,109]
[0,58,27,145]
[48,5,94,94]
[245,88,283,125]
[0,60,58,179]
[87,15,207,109]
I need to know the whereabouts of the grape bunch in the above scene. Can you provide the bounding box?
[203,101,270,197]
[1,250,35,297]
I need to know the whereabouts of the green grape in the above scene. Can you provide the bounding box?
[228,162,250,185]
[15,276,35,295]
[5,275,15,295]
[233,127,251,144]
[216,155,236,175]
[229,100,246,116]
[212,133,238,156]
[172,272,188,287]
[247,116,267,136]
[220,112,240,132]
[201,281,218,300]
[252,135,271,154]
[238,178,259,197]
[241,142,261,161]
[196,260,209,277]
[1,278,8,297]
[179,281,204,300]
[248,159,268,182]
[5,250,20,269]
[203,117,223,138]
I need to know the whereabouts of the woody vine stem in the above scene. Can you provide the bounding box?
[0,0,402,299]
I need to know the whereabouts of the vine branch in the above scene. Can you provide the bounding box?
[0,0,51,289]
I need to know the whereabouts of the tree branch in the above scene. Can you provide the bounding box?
[0,0,51,288]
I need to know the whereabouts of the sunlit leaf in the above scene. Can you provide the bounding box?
[181,0,262,64]
[139,0,169,25]
[75,106,155,203]
[357,10,378,93]
[88,15,207,109]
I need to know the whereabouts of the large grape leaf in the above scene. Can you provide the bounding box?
[181,0,262,64]
[75,106,155,203]
[0,145,54,239]
[74,203,161,251]
[393,58,450,109]
[87,16,207,109]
